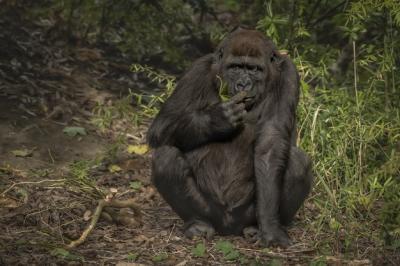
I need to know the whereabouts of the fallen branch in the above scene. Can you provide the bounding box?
[66,198,141,249]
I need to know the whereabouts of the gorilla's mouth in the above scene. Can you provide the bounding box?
[244,96,255,103]
[243,94,256,110]
[244,89,257,101]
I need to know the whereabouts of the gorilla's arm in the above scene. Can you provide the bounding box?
[254,56,300,246]
[148,55,244,152]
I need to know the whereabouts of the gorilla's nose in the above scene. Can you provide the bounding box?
[235,78,252,92]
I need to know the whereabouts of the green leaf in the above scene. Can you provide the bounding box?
[127,252,138,261]
[216,75,230,102]
[108,164,122,173]
[224,250,240,261]
[50,248,83,261]
[152,252,168,262]
[127,144,149,155]
[63,126,87,137]
[215,240,234,254]
[300,80,309,94]
[329,218,342,231]
[130,181,143,191]
[11,149,33,157]
[51,248,70,258]
[192,243,206,258]
[215,240,239,261]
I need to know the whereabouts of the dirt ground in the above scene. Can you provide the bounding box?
[0,73,318,265]
[0,9,397,266]
[0,100,325,265]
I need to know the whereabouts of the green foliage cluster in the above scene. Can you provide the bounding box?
[257,0,399,97]
[298,83,400,248]
[130,64,175,120]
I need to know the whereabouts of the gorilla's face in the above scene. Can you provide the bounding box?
[217,29,280,110]
[222,55,266,109]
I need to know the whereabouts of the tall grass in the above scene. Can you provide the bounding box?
[298,84,400,249]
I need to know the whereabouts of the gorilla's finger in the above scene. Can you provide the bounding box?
[230,91,247,103]
[232,103,245,113]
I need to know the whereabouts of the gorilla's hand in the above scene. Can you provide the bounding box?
[220,91,247,128]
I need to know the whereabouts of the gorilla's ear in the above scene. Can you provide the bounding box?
[270,51,285,72]
[274,52,299,98]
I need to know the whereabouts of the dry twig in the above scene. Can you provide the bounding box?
[1,179,66,196]
[66,198,141,249]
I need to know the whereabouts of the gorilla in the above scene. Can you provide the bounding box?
[147,27,312,247]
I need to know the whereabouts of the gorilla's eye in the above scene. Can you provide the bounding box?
[247,65,263,73]
[228,64,242,71]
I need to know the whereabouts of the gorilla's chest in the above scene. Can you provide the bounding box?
[185,125,256,209]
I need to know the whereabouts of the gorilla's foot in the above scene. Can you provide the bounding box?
[184,220,215,240]
[261,227,291,248]
[243,226,260,243]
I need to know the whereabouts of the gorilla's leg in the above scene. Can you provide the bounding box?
[152,145,217,239]
[279,147,313,226]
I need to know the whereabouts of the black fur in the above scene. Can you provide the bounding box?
[148,28,312,247]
